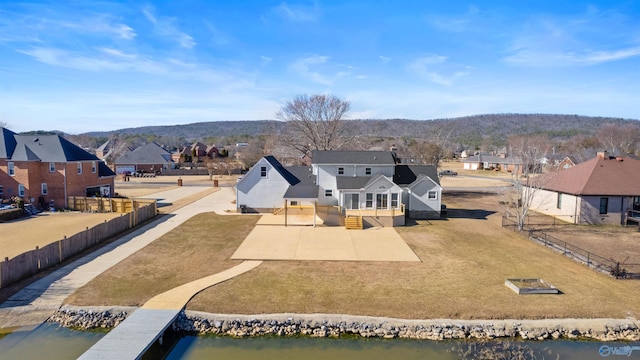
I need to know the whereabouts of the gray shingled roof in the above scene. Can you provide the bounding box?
[336,176,372,190]
[115,142,173,165]
[394,165,440,186]
[286,166,316,185]
[0,128,17,159]
[11,134,99,162]
[284,185,319,199]
[311,150,396,165]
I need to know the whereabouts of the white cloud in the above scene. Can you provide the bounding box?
[290,55,332,85]
[408,55,469,86]
[142,5,196,49]
[274,2,318,22]
[503,8,640,67]
[379,56,391,64]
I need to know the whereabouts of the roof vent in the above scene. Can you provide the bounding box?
[33,137,39,142]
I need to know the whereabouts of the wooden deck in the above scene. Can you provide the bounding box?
[77,308,179,360]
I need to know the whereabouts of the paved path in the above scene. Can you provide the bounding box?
[79,260,262,360]
[0,187,237,329]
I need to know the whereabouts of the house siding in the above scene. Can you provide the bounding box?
[529,188,580,224]
[580,196,627,225]
[407,178,442,219]
[236,158,291,212]
[529,188,632,225]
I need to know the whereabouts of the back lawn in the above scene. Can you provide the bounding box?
[66,192,640,320]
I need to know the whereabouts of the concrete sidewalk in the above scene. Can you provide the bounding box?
[232,226,421,262]
[0,187,237,329]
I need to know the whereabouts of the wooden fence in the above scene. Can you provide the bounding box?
[67,196,156,213]
[502,214,639,279]
[0,202,157,289]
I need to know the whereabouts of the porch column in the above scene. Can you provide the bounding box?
[313,200,317,227]
[284,199,288,227]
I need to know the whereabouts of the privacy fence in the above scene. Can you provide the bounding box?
[0,202,157,289]
[502,214,639,279]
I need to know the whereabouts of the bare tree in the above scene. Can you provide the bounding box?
[276,94,351,156]
[408,140,445,167]
[505,135,552,231]
[596,123,640,155]
[0,121,8,128]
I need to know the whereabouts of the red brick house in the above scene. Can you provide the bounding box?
[0,128,116,210]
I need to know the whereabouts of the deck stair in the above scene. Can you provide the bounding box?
[345,215,363,230]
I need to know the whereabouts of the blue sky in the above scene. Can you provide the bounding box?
[1,1,639,134]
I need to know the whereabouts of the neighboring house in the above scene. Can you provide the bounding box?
[461,152,524,174]
[235,150,442,227]
[95,139,133,162]
[541,154,577,170]
[0,128,116,209]
[528,152,640,225]
[114,142,174,174]
[171,142,221,163]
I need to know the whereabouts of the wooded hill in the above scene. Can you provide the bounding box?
[83,113,638,149]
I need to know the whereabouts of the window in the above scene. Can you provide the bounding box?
[428,191,438,200]
[0,185,3,195]
[49,162,56,172]
[365,193,373,208]
[8,162,14,176]
[338,167,344,175]
[599,197,609,214]
[556,193,562,209]
[290,201,298,206]
[391,193,399,208]
[41,183,48,195]
[77,162,83,174]
[325,189,333,197]
[365,167,372,175]
[376,193,388,209]
[260,166,267,177]
[92,161,97,173]
[18,184,25,197]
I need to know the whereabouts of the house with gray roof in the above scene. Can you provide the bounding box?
[114,142,174,174]
[235,150,442,228]
[528,152,640,225]
[0,127,116,209]
[462,152,524,174]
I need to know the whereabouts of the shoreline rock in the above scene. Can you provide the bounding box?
[48,306,640,342]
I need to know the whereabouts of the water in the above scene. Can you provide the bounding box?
[1,323,639,360]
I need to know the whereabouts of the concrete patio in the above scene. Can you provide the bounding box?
[231,225,421,262]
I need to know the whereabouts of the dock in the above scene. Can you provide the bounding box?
[78,260,262,359]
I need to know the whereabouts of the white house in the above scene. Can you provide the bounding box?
[235,151,442,227]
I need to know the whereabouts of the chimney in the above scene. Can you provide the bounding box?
[597,150,608,160]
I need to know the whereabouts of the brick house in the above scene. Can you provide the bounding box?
[528,152,640,225]
[0,128,116,209]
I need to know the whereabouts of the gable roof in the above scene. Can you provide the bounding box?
[115,142,172,165]
[98,161,117,177]
[539,155,640,196]
[394,165,440,186]
[311,150,396,165]
[264,155,300,186]
[0,128,18,158]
